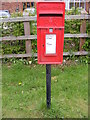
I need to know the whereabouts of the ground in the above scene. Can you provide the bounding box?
[2,61,88,118]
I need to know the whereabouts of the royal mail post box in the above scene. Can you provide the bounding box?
[37,2,65,64]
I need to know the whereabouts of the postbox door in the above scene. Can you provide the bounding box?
[40,28,64,63]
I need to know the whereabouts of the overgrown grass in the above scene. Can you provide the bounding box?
[2,62,88,118]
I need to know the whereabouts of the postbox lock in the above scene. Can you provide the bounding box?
[49,28,53,33]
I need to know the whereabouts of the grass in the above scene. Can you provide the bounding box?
[2,61,88,118]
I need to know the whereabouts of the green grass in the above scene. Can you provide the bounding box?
[2,62,88,118]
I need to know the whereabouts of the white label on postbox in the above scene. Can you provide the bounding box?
[46,34,56,54]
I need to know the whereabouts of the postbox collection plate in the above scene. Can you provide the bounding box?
[46,34,56,54]
[37,2,65,64]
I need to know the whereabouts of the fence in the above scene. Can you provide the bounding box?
[0,14,89,59]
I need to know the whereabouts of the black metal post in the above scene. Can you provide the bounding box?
[46,64,51,108]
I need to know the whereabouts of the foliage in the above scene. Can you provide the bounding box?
[29,8,36,16]
[83,21,90,51]
[65,7,82,15]
[2,55,89,66]
[82,38,89,51]
[78,56,88,64]
[11,12,23,17]
[1,12,25,55]
[0,7,89,60]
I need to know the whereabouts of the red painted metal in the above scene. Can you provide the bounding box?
[37,1,65,64]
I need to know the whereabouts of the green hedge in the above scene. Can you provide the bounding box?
[1,7,89,55]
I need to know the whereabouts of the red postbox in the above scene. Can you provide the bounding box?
[37,1,65,64]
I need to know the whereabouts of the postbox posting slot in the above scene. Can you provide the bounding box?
[39,11,63,17]
[39,13,63,17]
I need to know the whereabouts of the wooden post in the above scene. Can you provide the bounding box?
[26,2,27,9]
[34,2,36,8]
[24,22,32,54]
[30,2,31,7]
[79,10,87,51]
